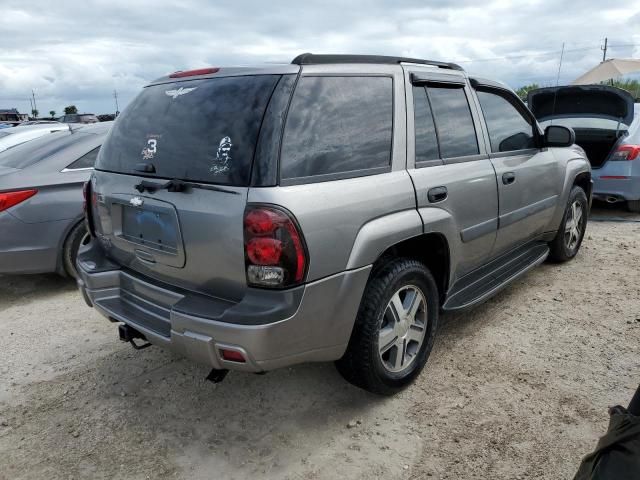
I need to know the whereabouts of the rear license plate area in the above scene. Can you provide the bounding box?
[121,205,178,254]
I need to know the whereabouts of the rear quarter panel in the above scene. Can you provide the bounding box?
[248,171,419,281]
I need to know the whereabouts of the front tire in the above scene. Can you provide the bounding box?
[335,258,439,395]
[62,222,90,279]
[548,186,588,262]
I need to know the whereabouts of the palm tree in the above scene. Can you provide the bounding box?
[49,110,56,119]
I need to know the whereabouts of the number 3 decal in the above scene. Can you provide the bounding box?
[147,138,157,153]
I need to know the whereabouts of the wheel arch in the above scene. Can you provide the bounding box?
[370,232,451,304]
[549,159,592,232]
[346,208,456,303]
[573,171,592,205]
[54,215,85,276]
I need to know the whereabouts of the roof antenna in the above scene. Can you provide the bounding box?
[550,42,565,126]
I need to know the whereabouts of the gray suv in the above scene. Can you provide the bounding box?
[77,54,591,394]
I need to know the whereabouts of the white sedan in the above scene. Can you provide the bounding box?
[0,124,76,153]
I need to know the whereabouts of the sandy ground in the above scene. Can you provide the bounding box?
[0,206,638,480]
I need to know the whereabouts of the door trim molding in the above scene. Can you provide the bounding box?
[460,217,498,243]
[499,195,558,229]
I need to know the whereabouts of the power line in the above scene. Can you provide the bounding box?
[456,43,640,64]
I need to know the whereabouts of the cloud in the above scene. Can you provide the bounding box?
[0,0,639,114]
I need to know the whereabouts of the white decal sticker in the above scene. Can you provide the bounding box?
[210,136,232,174]
[165,87,197,99]
[141,136,159,160]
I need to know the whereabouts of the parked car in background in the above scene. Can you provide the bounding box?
[77,54,590,394]
[20,120,61,126]
[0,121,112,278]
[0,123,13,129]
[59,113,99,124]
[0,123,72,153]
[529,85,640,212]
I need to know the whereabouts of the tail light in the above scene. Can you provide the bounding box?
[611,145,640,161]
[82,181,96,237]
[243,205,308,288]
[0,189,37,213]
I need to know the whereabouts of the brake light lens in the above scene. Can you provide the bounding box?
[169,67,220,78]
[611,145,640,161]
[243,205,307,288]
[0,189,37,213]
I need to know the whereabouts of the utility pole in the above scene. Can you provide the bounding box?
[31,89,38,116]
[601,37,608,63]
[113,89,119,117]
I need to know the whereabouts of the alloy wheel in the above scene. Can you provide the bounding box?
[378,285,428,373]
[564,200,584,251]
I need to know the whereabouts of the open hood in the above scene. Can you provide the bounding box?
[527,85,635,126]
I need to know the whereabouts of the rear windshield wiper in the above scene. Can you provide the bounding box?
[134,179,239,195]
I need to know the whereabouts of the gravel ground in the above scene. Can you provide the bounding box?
[0,207,638,480]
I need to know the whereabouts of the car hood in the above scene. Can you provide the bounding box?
[527,85,635,126]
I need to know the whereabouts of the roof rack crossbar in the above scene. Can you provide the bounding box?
[291,53,463,71]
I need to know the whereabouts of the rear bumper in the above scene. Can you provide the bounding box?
[76,246,370,372]
[593,172,640,202]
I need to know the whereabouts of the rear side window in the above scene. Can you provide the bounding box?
[66,146,100,169]
[96,75,280,186]
[280,76,393,181]
[428,86,479,158]
[477,90,536,152]
[412,86,439,163]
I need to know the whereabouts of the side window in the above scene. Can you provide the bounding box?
[412,86,439,163]
[427,86,479,159]
[280,76,393,180]
[477,90,536,152]
[66,147,100,170]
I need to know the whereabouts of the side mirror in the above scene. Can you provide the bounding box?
[544,125,575,147]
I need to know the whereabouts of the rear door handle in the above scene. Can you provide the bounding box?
[427,186,448,203]
[502,172,516,185]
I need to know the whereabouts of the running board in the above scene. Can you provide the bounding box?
[443,243,549,311]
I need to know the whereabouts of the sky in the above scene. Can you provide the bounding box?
[1,0,639,117]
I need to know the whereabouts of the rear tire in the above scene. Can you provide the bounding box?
[548,186,588,262]
[335,258,439,395]
[62,222,89,279]
[628,200,640,213]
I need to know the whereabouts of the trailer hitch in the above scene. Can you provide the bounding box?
[118,324,152,350]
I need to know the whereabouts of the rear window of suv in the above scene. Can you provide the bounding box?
[96,74,280,186]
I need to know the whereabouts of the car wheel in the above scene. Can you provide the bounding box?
[62,222,90,279]
[628,200,640,213]
[548,186,588,262]
[335,258,439,395]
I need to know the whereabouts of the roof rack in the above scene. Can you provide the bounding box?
[291,53,463,71]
